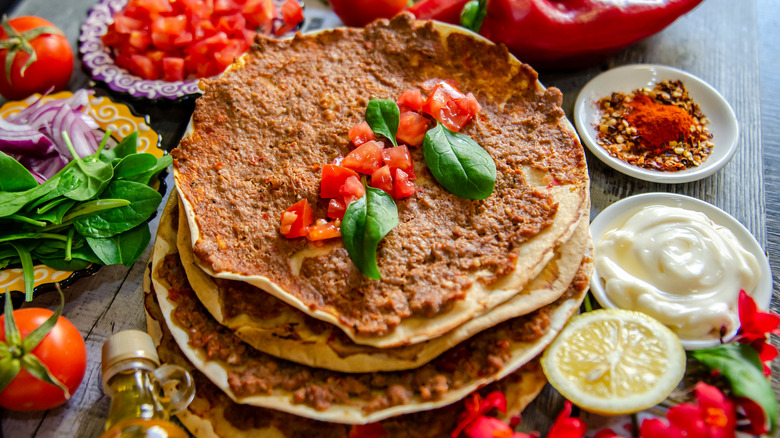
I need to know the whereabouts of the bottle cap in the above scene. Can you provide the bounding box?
[101,330,160,376]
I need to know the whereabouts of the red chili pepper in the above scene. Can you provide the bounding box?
[407,0,704,69]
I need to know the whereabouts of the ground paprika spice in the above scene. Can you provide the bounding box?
[595,80,713,172]
[626,94,694,155]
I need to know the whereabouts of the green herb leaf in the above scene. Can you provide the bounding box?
[9,243,34,301]
[113,153,158,180]
[61,132,114,201]
[366,99,400,147]
[0,152,38,192]
[86,224,151,267]
[99,131,138,163]
[422,123,496,200]
[691,343,778,433]
[460,0,487,33]
[124,154,172,186]
[73,181,161,238]
[341,186,398,279]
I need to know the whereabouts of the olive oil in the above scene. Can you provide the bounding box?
[100,331,194,438]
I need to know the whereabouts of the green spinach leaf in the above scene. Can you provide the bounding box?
[99,131,138,163]
[125,154,172,186]
[341,186,398,279]
[26,170,80,211]
[0,152,38,192]
[113,153,158,180]
[9,242,34,300]
[0,173,63,217]
[86,224,151,267]
[422,123,496,200]
[61,132,114,201]
[30,199,78,225]
[691,343,778,433]
[366,99,399,147]
[73,180,161,238]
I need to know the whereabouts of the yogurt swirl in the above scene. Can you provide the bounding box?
[595,204,760,341]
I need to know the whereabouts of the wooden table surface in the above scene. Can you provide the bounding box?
[1,0,777,436]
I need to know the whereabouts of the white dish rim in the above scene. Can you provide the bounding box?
[574,64,739,184]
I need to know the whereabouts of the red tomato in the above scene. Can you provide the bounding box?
[243,0,276,27]
[321,164,360,198]
[339,175,365,204]
[307,219,342,241]
[382,145,416,180]
[348,120,376,147]
[0,308,87,411]
[328,0,408,27]
[280,199,314,238]
[162,57,185,81]
[397,89,425,112]
[327,197,347,219]
[370,165,394,198]
[0,17,74,101]
[394,169,415,199]
[396,112,429,147]
[421,82,481,132]
[275,0,304,35]
[342,140,384,175]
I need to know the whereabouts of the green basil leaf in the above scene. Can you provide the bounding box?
[99,131,138,163]
[691,343,778,433]
[366,99,399,147]
[341,186,398,279]
[0,152,38,192]
[422,123,496,200]
[73,181,161,238]
[86,223,151,267]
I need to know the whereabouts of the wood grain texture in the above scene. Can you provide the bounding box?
[0,0,775,436]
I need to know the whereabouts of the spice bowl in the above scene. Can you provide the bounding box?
[574,64,738,183]
[589,192,772,350]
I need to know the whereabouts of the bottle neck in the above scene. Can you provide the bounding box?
[103,359,169,431]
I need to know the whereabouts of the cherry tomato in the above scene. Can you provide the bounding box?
[0,17,74,101]
[328,0,409,27]
[0,308,87,411]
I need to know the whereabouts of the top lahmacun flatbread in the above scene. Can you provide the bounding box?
[172,14,589,347]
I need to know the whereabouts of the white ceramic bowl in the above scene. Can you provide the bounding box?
[574,64,738,183]
[589,192,772,350]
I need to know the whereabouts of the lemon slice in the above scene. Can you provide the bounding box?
[541,308,685,415]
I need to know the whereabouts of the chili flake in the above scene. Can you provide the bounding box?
[595,80,713,171]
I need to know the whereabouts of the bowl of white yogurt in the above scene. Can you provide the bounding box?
[590,192,772,350]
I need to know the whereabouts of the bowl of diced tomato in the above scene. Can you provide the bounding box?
[79,0,304,100]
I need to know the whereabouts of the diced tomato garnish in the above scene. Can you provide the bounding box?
[214,0,241,13]
[320,164,360,198]
[327,198,347,220]
[394,169,415,199]
[396,112,429,147]
[243,0,275,27]
[162,57,185,81]
[275,0,304,36]
[127,31,152,51]
[370,165,394,198]
[212,38,247,72]
[420,78,459,93]
[422,83,478,132]
[113,15,145,33]
[216,13,246,34]
[382,145,415,180]
[397,89,425,112]
[280,199,314,238]
[457,92,482,116]
[342,140,384,175]
[348,121,376,147]
[127,54,158,79]
[339,175,365,204]
[307,219,341,241]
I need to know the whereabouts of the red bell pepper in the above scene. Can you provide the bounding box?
[407,0,705,69]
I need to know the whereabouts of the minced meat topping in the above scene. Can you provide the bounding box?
[172,14,587,335]
[157,252,584,414]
